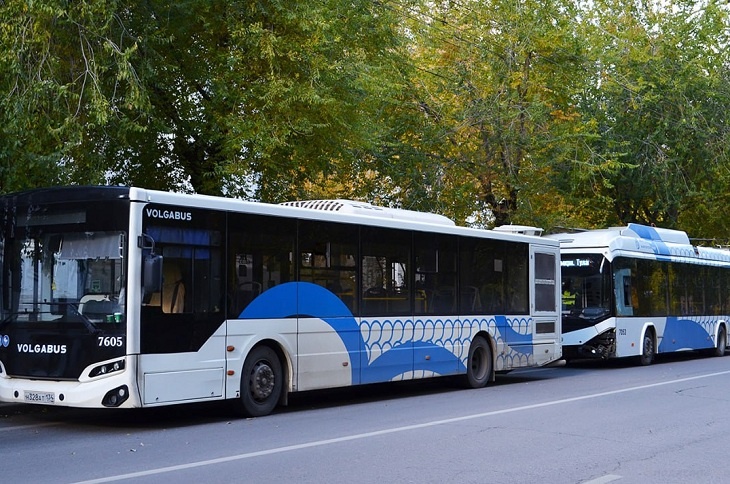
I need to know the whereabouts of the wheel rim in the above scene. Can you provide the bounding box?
[250,360,275,402]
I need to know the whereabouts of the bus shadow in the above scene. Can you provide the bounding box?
[283,368,559,413]
[283,377,468,414]
[1,372,556,429]
[562,349,722,370]
[12,352,719,428]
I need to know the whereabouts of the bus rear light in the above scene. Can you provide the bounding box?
[89,359,126,378]
[102,385,129,407]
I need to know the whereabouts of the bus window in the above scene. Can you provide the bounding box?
[298,220,358,314]
[227,213,295,318]
[140,209,224,354]
[460,238,529,315]
[534,251,557,313]
[414,233,457,315]
[361,227,411,316]
[147,259,186,313]
[614,267,633,317]
[505,248,529,314]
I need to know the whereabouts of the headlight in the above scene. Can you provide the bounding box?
[89,359,125,378]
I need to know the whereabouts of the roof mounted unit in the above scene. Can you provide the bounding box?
[280,199,455,226]
[492,225,544,236]
[623,223,690,245]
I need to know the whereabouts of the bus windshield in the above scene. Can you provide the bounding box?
[560,254,612,328]
[3,230,125,326]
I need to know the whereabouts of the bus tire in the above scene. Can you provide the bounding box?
[639,329,655,366]
[713,325,726,357]
[236,345,283,417]
[465,336,492,389]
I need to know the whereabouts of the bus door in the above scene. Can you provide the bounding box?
[530,247,560,365]
[139,207,226,405]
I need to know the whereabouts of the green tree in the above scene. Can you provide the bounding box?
[0,0,407,198]
[572,0,730,234]
[0,1,147,192]
[387,0,590,227]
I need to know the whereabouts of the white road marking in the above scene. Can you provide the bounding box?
[74,369,730,483]
[0,422,61,432]
[583,474,622,484]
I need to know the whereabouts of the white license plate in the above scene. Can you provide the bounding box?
[24,391,55,404]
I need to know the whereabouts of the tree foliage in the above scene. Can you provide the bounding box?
[1,0,406,199]
[0,0,147,191]
[569,0,730,235]
[378,0,591,226]
[1,0,729,238]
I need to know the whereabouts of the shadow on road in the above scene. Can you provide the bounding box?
[0,349,716,428]
[0,373,543,429]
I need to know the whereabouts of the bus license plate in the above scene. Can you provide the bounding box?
[24,391,55,404]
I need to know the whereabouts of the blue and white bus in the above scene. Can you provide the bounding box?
[550,223,730,365]
[0,186,561,416]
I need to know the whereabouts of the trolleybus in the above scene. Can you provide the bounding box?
[0,186,561,416]
[550,223,730,364]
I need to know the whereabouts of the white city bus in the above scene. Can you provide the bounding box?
[0,186,561,416]
[550,223,730,364]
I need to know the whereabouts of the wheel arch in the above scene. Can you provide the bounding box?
[640,323,656,356]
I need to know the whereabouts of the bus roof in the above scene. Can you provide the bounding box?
[128,187,556,246]
[0,185,558,247]
[549,223,730,264]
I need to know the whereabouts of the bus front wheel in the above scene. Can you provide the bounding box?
[237,345,283,417]
[639,330,655,366]
[465,336,493,389]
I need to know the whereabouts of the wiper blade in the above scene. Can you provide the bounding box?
[68,303,101,334]
[0,313,15,331]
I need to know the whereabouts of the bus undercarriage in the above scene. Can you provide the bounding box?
[563,328,616,360]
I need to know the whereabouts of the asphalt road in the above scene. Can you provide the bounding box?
[2,353,729,484]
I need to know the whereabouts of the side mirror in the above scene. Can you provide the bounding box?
[143,255,163,296]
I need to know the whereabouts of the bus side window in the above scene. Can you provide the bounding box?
[147,262,186,313]
[614,268,633,316]
[227,213,296,318]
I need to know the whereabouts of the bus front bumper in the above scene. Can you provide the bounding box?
[0,370,140,409]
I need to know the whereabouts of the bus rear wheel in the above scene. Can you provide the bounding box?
[639,330,655,366]
[237,345,283,417]
[713,325,726,357]
[465,336,493,388]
